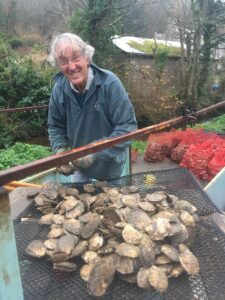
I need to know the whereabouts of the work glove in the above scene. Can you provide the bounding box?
[55,148,75,176]
[72,154,95,170]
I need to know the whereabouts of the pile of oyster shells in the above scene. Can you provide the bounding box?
[25,181,200,297]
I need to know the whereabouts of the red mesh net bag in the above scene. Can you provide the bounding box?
[208,148,225,180]
[170,143,189,162]
[144,130,179,162]
[145,129,225,180]
[144,142,165,162]
[180,143,213,180]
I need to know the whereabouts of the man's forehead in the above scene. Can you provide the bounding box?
[55,43,81,57]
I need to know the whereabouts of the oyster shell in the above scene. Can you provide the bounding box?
[47,227,65,239]
[122,224,143,245]
[63,219,83,235]
[161,244,179,262]
[145,191,167,203]
[127,209,152,231]
[88,232,104,251]
[44,238,57,251]
[83,183,95,193]
[53,261,77,272]
[58,196,78,214]
[87,259,116,297]
[56,234,79,255]
[81,214,101,239]
[26,240,46,258]
[174,200,197,215]
[178,243,200,275]
[39,213,53,225]
[115,243,139,258]
[80,264,93,282]
[148,265,168,293]
[139,234,155,267]
[27,183,201,296]
[137,268,152,290]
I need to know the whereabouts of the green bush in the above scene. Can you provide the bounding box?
[194,114,225,134]
[0,56,55,146]
[131,141,147,154]
[21,35,43,48]
[0,56,54,106]
[9,38,23,49]
[0,142,52,170]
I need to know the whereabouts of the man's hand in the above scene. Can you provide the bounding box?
[72,154,95,169]
[56,164,75,176]
[56,148,75,176]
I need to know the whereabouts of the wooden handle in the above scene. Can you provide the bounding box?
[4,185,15,191]
[7,181,42,188]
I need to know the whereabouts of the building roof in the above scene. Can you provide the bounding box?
[112,35,183,54]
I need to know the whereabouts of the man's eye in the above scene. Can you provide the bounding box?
[58,59,67,65]
[71,56,80,61]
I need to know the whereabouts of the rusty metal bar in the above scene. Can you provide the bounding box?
[0,115,183,186]
[195,100,225,116]
[0,100,224,115]
[0,105,48,114]
[0,100,225,186]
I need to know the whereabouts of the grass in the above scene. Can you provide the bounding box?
[193,114,225,134]
[128,40,183,57]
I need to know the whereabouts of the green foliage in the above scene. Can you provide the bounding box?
[0,114,17,148]
[128,40,182,57]
[0,55,55,146]
[70,0,122,67]
[0,56,54,107]
[0,142,52,170]
[131,141,147,154]
[9,38,23,49]
[20,36,43,48]
[194,114,225,133]
[0,35,12,59]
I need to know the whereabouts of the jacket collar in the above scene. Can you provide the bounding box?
[53,63,104,89]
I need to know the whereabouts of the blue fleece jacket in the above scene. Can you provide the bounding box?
[48,64,137,180]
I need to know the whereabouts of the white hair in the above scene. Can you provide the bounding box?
[48,33,95,66]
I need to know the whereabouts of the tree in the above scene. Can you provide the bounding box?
[170,0,225,110]
[0,0,17,34]
[122,0,170,38]
[70,0,148,66]
[55,0,85,29]
[197,0,225,100]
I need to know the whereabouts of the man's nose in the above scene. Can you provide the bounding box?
[68,60,77,70]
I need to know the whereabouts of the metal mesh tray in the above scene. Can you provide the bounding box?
[14,168,224,299]
[15,220,225,300]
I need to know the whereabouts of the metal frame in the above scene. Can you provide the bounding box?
[1,100,225,298]
[0,188,24,300]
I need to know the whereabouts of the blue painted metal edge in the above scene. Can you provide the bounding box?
[0,187,24,300]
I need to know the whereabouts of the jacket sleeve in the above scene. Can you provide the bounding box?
[95,75,137,162]
[47,85,68,153]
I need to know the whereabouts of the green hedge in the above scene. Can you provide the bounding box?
[0,142,52,170]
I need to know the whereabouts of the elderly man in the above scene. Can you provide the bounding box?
[48,33,137,182]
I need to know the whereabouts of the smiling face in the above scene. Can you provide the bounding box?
[56,44,90,92]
